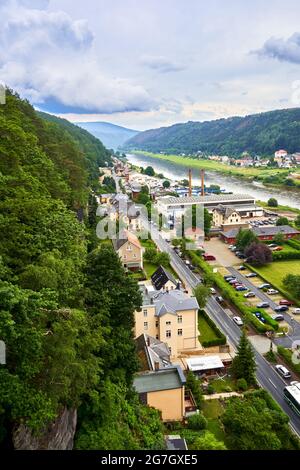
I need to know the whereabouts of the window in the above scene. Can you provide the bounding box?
[144,322,148,330]
[166,330,171,338]
[143,309,147,317]
[166,321,171,326]
[133,253,136,258]
[126,244,132,251]
[178,329,183,336]
[123,255,127,260]
[177,315,182,324]
[155,321,159,328]
[156,335,159,340]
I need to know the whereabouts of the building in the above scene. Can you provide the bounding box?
[133,366,189,421]
[220,225,300,244]
[110,198,142,232]
[212,205,250,232]
[99,193,115,204]
[165,435,188,450]
[156,193,257,225]
[186,355,230,377]
[151,265,178,291]
[112,229,143,270]
[135,333,172,371]
[134,285,199,358]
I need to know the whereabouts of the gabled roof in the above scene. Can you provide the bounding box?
[141,287,199,317]
[213,204,240,219]
[151,265,177,290]
[135,334,171,370]
[221,225,300,239]
[112,229,142,250]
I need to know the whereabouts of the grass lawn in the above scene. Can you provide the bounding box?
[198,314,220,345]
[202,400,225,442]
[143,262,177,279]
[134,151,288,179]
[209,377,237,393]
[252,260,300,293]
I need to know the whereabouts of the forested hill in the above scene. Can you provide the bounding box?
[0,90,163,450]
[38,111,112,185]
[124,107,300,156]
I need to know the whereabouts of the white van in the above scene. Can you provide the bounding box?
[275,364,292,379]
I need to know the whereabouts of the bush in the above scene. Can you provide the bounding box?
[199,309,227,347]
[277,346,300,375]
[268,198,278,207]
[207,385,215,395]
[187,412,207,430]
[185,371,203,408]
[236,378,248,391]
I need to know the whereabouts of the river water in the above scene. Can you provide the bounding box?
[126,153,300,210]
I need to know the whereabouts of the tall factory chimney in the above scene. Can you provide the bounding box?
[201,169,205,196]
[188,169,192,197]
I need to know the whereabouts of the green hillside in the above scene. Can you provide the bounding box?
[125,108,300,156]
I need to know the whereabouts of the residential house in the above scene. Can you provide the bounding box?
[134,285,199,358]
[110,198,142,232]
[220,225,300,244]
[212,205,250,232]
[151,266,178,292]
[133,366,187,421]
[186,355,231,378]
[113,229,143,270]
[135,333,172,371]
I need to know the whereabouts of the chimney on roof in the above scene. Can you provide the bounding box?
[201,169,205,196]
[176,282,181,290]
[154,361,160,371]
[188,169,192,197]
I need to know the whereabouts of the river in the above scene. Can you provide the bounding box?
[126,153,300,210]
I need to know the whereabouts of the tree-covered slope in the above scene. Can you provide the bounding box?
[0,91,163,450]
[125,108,300,156]
[76,121,139,151]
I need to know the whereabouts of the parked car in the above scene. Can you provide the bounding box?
[244,291,255,298]
[216,296,225,304]
[246,273,257,278]
[229,279,238,284]
[233,316,244,326]
[236,286,248,292]
[274,305,289,312]
[275,364,291,379]
[238,266,246,271]
[272,246,283,252]
[210,287,216,294]
[224,275,234,280]
[271,314,284,321]
[256,302,270,308]
[279,299,293,306]
[259,283,271,289]
[203,254,216,261]
[237,254,246,259]
[269,243,278,248]
[188,265,196,271]
[292,308,300,315]
[254,312,266,323]
[267,289,279,295]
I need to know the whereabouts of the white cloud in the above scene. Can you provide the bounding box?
[140,55,186,73]
[0,0,155,113]
[255,32,300,64]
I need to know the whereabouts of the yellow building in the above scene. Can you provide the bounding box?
[134,285,199,358]
[212,204,249,232]
[113,229,143,271]
[133,367,186,421]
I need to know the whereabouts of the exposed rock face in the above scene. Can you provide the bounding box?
[13,407,77,450]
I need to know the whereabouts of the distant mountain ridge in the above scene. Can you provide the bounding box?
[124,108,300,157]
[76,121,139,150]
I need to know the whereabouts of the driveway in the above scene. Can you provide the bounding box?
[204,238,240,267]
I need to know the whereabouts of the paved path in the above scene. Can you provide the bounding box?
[203,392,243,400]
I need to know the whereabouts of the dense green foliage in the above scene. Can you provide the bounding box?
[125,107,300,156]
[283,274,300,298]
[230,330,256,385]
[236,229,258,252]
[0,91,163,450]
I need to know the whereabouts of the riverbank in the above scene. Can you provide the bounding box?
[133,151,300,188]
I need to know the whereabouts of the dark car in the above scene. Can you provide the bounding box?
[237,254,246,259]
[216,296,225,304]
[274,305,289,312]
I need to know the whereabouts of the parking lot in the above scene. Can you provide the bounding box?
[203,238,241,267]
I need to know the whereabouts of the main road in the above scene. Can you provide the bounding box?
[143,217,300,437]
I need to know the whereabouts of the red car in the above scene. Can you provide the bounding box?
[203,254,216,261]
[272,246,283,252]
[279,299,293,306]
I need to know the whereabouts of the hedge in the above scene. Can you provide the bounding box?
[272,251,300,261]
[277,346,300,376]
[199,308,226,348]
[189,252,276,333]
[285,239,300,251]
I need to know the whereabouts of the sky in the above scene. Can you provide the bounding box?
[2,0,300,130]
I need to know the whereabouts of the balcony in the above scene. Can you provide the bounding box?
[184,389,198,417]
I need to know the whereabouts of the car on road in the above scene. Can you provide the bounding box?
[259,283,271,289]
[275,364,292,379]
[274,305,289,312]
[210,287,216,294]
[237,265,246,270]
[216,296,225,304]
[244,291,255,298]
[271,313,284,321]
[292,308,300,315]
[188,265,196,271]
[267,289,279,295]
[246,273,257,278]
[233,316,244,326]
[257,302,270,308]
[279,300,293,306]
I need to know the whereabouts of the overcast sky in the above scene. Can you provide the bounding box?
[2,0,300,130]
